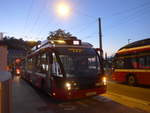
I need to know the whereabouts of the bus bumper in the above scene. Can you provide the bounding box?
[52,85,107,100]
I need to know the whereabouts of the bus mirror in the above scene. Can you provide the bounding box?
[95,48,103,55]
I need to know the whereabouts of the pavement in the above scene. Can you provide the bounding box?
[12,76,53,113]
[104,81,150,112]
[12,76,149,113]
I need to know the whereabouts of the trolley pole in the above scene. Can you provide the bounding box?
[98,17,104,73]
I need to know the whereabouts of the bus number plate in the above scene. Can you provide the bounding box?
[86,92,96,96]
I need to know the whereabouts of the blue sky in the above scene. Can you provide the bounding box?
[0,0,150,56]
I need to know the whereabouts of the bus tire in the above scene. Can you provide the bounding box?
[127,74,136,86]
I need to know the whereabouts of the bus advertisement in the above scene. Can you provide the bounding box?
[21,38,107,100]
[112,38,150,85]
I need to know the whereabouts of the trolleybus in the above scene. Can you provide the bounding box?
[112,38,150,85]
[22,38,107,100]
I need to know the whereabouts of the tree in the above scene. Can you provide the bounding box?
[47,29,77,40]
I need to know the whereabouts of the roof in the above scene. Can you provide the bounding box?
[119,38,150,50]
[117,38,150,54]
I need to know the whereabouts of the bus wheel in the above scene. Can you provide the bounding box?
[127,75,136,86]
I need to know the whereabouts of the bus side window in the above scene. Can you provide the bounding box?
[139,57,145,69]
[36,53,49,74]
[146,56,150,69]
[115,59,124,69]
[27,58,34,71]
[52,53,63,77]
[131,58,138,69]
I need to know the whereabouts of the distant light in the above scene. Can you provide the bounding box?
[15,58,21,63]
[56,2,71,17]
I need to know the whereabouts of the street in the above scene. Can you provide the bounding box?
[12,76,150,113]
[103,81,150,112]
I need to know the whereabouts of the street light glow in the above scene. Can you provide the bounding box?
[56,2,71,17]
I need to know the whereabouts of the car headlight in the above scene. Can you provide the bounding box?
[102,77,107,85]
[16,69,20,74]
[65,82,71,90]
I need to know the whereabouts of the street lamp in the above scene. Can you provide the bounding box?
[55,1,71,18]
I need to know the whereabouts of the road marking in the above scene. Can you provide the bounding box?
[93,96,112,102]
[58,103,76,111]
[76,101,88,107]
[103,92,150,112]
[106,92,150,106]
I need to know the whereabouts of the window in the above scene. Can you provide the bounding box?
[27,58,34,71]
[139,57,145,69]
[57,48,100,78]
[115,59,124,69]
[36,53,49,74]
[131,58,138,69]
[145,56,150,69]
[124,58,133,69]
[52,53,63,77]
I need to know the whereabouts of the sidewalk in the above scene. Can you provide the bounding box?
[12,76,53,113]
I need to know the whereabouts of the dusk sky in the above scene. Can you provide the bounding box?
[0,0,150,56]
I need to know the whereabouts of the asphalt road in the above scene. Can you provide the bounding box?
[12,76,149,113]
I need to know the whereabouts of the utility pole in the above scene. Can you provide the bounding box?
[98,17,104,73]
[98,18,102,50]
[98,18,103,57]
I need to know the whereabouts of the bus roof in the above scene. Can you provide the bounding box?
[117,38,150,54]
[119,38,150,50]
[29,39,94,56]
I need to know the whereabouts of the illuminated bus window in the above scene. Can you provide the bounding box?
[52,53,63,77]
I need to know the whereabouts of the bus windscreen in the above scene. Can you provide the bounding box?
[56,48,101,78]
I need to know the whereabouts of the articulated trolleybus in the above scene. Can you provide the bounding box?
[22,38,107,100]
[112,38,150,85]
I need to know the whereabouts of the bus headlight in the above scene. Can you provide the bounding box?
[65,82,71,90]
[102,77,107,85]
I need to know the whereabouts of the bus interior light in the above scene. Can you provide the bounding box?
[56,40,66,44]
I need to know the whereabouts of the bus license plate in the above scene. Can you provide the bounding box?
[86,92,96,96]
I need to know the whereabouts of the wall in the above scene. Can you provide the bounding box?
[0,45,8,71]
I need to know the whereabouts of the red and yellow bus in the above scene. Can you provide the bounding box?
[22,38,107,100]
[112,38,150,85]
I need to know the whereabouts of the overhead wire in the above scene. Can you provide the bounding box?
[23,0,34,36]
[28,0,48,35]
[107,4,150,32]
[25,0,150,42]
